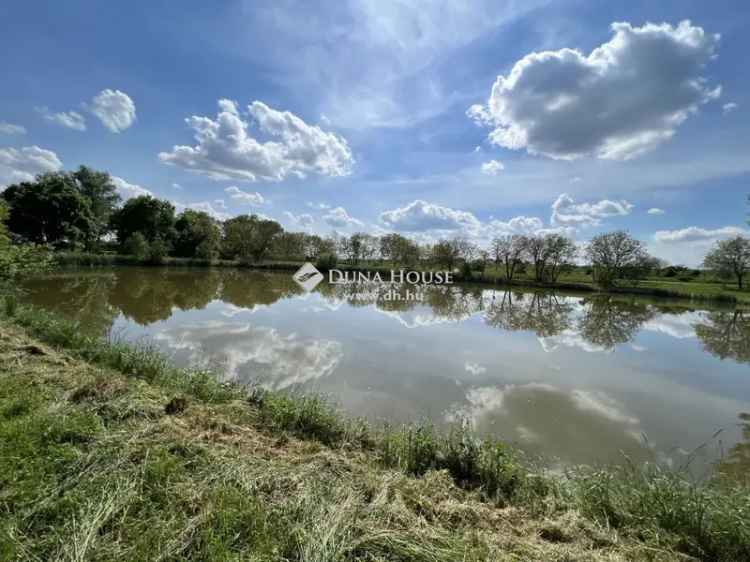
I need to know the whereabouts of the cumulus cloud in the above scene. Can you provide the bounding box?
[551,193,633,227]
[111,176,153,200]
[90,89,136,133]
[159,99,354,182]
[464,362,487,375]
[469,20,721,160]
[380,200,481,232]
[654,225,747,243]
[173,200,232,221]
[647,207,666,215]
[722,102,738,114]
[0,146,62,188]
[323,206,363,228]
[154,321,343,390]
[36,107,86,131]
[487,215,545,236]
[481,159,504,175]
[224,185,265,206]
[0,122,26,135]
[284,211,314,227]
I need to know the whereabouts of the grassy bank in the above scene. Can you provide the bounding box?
[54,252,749,306]
[2,306,749,561]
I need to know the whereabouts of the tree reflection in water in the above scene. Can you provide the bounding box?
[485,291,574,336]
[694,310,750,364]
[577,297,656,350]
[19,270,750,365]
[717,413,750,485]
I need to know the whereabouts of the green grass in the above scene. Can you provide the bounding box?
[2,305,750,560]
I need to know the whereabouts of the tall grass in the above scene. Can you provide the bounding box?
[2,305,750,560]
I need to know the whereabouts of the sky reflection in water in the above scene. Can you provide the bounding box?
[21,268,750,474]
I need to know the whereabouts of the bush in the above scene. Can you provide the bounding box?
[147,236,169,265]
[122,233,149,260]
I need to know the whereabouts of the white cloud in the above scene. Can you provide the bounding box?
[0,122,26,135]
[380,199,480,232]
[36,107,86,131]
[173,200,232,221]
[0,146,63,188]
[90,89,136,133]
[464,362,487,375]
[172,183,183,190]
[551,193,633,227]
[722,102,738,114]
[654,225,747,243]
[111,176,153,200]
[224,185,265,206]
[154,321,342,390]
[487,215,545,236]
[470,21,720,160]
[307,201,331,210]
[284,211,314,228]
[159,99,354,182]
[647,207,666,215]
[651,226,749,266]
[323,206,363,228]
[214,199,227,210]
[481,159,504,175]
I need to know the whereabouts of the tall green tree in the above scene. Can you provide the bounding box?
[703,236,750,289]
[71,166,120,245]
[173,209,221,259]
[222,214,282,262]
[110,196,176,247]
[585,231,651,288]
[1,173,97,248]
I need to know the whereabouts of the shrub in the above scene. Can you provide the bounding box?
[122,233,149,260]
[147,236,169,265]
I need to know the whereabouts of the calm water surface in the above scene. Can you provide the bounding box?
[20,267,750,475]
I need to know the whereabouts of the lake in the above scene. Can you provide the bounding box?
[20,267,750,476]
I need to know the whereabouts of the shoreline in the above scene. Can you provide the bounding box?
[55,251,749,306]
[1,304,749,560]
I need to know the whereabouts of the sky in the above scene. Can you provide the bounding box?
[0,0,748,266]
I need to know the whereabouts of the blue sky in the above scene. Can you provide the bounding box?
[0,0,748,265]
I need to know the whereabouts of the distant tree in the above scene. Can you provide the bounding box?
[543,234,578,282]
[585,231,651,288]
[524,235,548,282]
[431,240,460,269]
[110,195,176,247]
[222,214,282,262]
[71,166,120,246]
[359,233,379,263]
[380,233,419,265]
[173,209,221,259]
[703,236,750,289]
[2,173,98,248]
[491,235,526,282]
[123,232,149,260]
[272,231,306,260]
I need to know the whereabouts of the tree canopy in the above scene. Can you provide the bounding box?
[110,196,176,247]
[703,236,750,289]
[1,173,99,248]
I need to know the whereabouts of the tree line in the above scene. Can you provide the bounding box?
[1,167,749,289]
